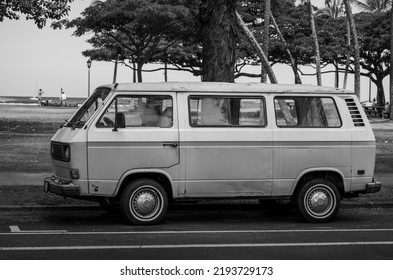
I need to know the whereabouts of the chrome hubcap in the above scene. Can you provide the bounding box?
[131,186,161,219]
[305,185,335,218]
[310,191,329,212]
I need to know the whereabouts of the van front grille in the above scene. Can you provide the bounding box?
[345,98,365,127]
[51,142,69,162]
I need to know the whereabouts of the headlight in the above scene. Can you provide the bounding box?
[51,142,71,162]
[64,145,70,162]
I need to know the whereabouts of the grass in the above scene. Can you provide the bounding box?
[0,105,77,172]
[374,128,393,174]
[0,133,52,172]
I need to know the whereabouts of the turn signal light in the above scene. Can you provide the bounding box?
[70,169,80,179]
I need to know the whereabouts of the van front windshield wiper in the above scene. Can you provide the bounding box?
[72,120,85,129]
[62,120,84,129]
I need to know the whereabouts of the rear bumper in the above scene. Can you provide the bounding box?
[44,176,80,197]
[364,177,382,194]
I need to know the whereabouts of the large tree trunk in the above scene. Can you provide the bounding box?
[261,0,271,83]
[236,11,277,83]
[200,0,236,82]
[132,61,137,83]
[334,62,339,88]
[344,0,361,98]
[270,12,302,84]
[113,56,119,84]
[137,62,143,83]
[308,1,322,86]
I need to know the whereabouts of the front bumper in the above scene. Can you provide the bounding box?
[365,177,382,194]
[44,176,80,197]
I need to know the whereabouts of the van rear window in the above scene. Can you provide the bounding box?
[274,97,341,128]
[189,96,266,127]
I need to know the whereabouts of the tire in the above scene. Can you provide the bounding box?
[295,179,340,223]
[120,179,168,225]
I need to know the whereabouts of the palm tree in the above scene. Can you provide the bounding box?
[308,1,322,85]
[343,0,361,98]
[270,12,302,84]
[352,0,391,12]
[261,0,271,83]
[236,11,277,83]
[259,0,272,123]
[319,0,345,18]
[390,6,393,119]
[318,1,350,88]
[300,0,322,85]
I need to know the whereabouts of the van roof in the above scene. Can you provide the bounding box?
[107,82,354,95]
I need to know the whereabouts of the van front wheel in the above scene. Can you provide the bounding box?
[295,179,340,223]
[120,179,168,225]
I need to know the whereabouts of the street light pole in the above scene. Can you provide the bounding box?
[87,59,92,97]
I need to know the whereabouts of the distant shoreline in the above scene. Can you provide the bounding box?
[0,95,86,104]
[0,102,39,106]
[0,95,86,107]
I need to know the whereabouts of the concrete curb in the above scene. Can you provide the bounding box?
[0,205,99,210]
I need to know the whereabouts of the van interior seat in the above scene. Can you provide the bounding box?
[158,107,173,128]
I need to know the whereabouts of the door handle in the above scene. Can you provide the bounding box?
[162,142,178,148]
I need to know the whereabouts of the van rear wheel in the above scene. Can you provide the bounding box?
[120,179,168,225]
[295,179,340,223]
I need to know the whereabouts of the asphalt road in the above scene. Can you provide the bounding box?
[0,203,393,260]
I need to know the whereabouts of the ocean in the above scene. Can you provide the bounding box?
[0,95,86,106]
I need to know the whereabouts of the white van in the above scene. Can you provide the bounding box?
[44,82,381,224]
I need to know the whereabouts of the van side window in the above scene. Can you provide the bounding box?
[274,97,341,127]
[189,97,266,127]
[97,96,173,128]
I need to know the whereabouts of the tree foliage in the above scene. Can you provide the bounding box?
[0,0,74,28]
[47,0,392,100]
[356,11,391,104]
[53,0,196,82]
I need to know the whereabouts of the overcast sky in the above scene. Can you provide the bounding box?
[0,0,386,102]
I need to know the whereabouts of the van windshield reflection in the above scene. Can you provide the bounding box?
[64,87,111,128]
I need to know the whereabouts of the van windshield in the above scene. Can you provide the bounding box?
[64,87,111,128]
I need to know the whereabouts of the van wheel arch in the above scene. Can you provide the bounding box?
[294,171,343,223]
[294,171,344,197]
[116,172,173,202]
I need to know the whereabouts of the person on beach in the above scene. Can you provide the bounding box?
[384,102,391,118]
[60,88,66,106]
[38,89,44,105]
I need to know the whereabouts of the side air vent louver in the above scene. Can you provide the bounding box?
[345,98,365,127]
